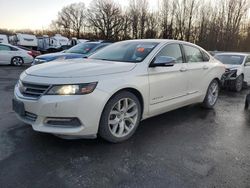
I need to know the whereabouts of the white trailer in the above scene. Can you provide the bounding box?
[9,33,38,50]
[37,34,69,53]
[0,34,9,44]
[50,34,69,48]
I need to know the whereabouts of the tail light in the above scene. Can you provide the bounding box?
[27,51,33,56]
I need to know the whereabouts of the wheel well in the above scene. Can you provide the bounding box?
[111,88,144,115]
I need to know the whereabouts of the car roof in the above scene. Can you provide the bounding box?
[0,43,25,50]
[215,52,250,56]
[122,39,195,44]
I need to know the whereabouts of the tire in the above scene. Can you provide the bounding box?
[11,57,24,66]
[202,79,219,109]
[234,75,243,92]
[245,94,250,109]
[99,91,142,143]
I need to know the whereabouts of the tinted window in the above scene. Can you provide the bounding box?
[156,44,183,64]
[183,45,204,63]
[0,45,11,51]
[202,51,210,62]
[91,44,109,53]
[11,47,19,51]
[215,55,244,65]
[89,41,159,63]
[66,43,98,54]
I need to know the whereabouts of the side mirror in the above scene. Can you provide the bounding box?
[245,62,250,66]
[151,56,176,67]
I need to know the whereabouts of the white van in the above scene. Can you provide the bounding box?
[0,34,9,44]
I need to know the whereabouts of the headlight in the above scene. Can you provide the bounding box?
[56,56,66,60]
[34,59,47,64]
[46,83,98,95]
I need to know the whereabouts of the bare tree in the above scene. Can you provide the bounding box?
[52,3,86,38]
[87,0,124,40]
[145,12,158,38]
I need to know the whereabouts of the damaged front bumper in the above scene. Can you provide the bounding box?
[221,69,238,88]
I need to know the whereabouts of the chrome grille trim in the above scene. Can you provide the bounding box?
[19,81,51,99]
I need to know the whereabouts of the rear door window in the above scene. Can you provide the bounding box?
[183,45,204,63]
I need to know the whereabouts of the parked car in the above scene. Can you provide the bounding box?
[16,46,41,58]
[0,43,34,66]
[32,41,112,65]
[13,39,225,143]
[215,53,250,91]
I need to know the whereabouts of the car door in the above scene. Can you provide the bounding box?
[0,44,12,64]
[182,44,211,96]
[243,56,250,84]
[148,43,189,114]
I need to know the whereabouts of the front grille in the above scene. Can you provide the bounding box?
[20,82,50,99]
[25,111,37,122]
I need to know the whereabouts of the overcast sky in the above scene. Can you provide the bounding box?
[0,0,159,30]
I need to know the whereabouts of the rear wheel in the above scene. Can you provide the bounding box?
[99,91,142,143]
[11,57,24,66]
[202,79,219,109]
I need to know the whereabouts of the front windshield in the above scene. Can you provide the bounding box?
[215,55,245,65]
[89,41,159,63]
[66,43,98,54]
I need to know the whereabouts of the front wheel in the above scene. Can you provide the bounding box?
[99,91,142,143]
[11,57,24,66]
[234,75,243,92]
[202,79,219,109]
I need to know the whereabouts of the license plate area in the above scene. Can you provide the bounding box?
[12,99,25,116]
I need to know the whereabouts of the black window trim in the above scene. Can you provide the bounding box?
[149,42,185,67]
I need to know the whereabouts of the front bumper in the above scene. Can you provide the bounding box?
[221,69,238,88]
[14,85,109,138]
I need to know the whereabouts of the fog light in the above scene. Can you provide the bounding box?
[45,117,81,128]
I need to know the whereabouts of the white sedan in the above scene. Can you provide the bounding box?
[215,53,250,92]
[13,39,225,143]
[0,43,34,66]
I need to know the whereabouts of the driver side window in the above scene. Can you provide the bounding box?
[156,44,184,64]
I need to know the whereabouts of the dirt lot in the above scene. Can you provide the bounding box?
[0,65,249,188]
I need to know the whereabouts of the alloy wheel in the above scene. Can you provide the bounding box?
[12,57,23,66]
[108,98,138,138]
[208,81,219,106]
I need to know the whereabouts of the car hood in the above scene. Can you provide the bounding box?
[25,58,137,78]
[37,52,84,60]
[225,64,241,70]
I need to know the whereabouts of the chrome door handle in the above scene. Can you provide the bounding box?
[180,68,187,72]
[203,65,209,70]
